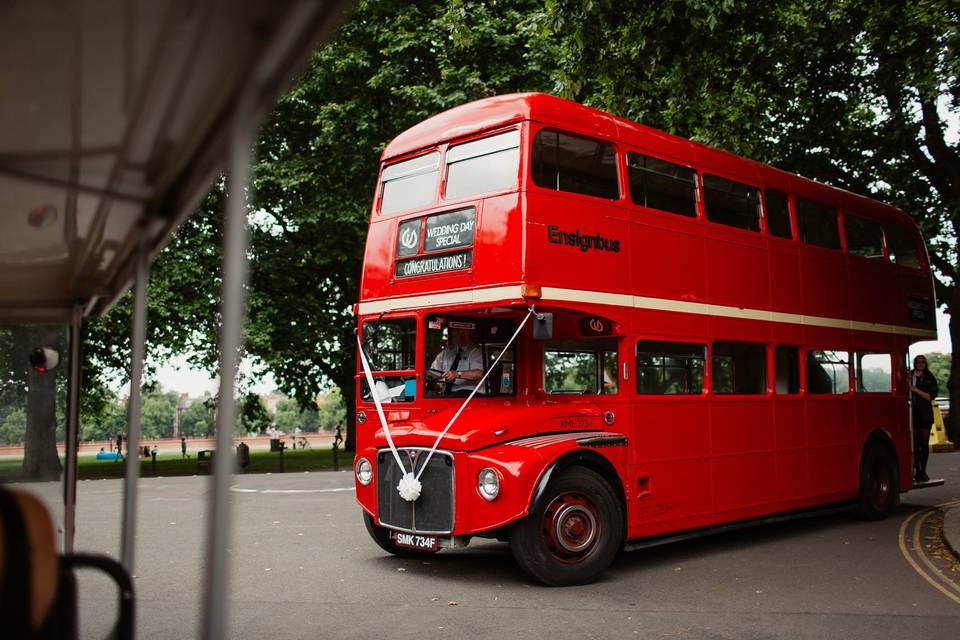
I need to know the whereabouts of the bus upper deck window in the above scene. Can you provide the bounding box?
[886,224,921,268]
[626,152,697,217]
[765,189,793,239]
[703,174,761,232]
[796,198,840,250]
[380,152,440,214]
[445,130,520,200]
[845,215,884,259]
[531,129,619,200]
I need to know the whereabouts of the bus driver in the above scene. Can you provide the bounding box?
[429,324,484,396]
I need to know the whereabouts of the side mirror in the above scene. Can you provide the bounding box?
[532,313,553,340]
[29,346,60,373]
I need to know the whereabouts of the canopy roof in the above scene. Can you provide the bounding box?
[0,0,350,323]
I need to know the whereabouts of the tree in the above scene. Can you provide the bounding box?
[179,399,214,437]
[537,0,959,441]
[925,352,951,391]
[316,390,346,432]
[273,397,320,433]
[246,0,555,450]
[1,327,66,479]
[240,393,272,435]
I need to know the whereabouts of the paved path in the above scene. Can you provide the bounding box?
[12,452,960,639]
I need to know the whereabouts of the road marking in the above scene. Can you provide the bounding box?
[898,500,960,606]
[230,486,355,494]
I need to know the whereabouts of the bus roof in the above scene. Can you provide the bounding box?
[381,92,914,229]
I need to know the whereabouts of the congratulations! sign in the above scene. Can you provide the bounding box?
[395,250,473,278]
[394,208,476,278]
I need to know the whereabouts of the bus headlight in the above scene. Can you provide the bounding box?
[356,458,373,485]
[477,467,500,501]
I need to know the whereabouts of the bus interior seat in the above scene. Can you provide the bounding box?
[0,486,134,639]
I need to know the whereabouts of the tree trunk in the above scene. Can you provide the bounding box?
[22,327,63,481]
[946,301,960,446]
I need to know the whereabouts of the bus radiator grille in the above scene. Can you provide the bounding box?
[376,448,455,534]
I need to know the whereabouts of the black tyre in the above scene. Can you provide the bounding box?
[362,512,439,558]
[509,466,623,586]
[855,443,898,520]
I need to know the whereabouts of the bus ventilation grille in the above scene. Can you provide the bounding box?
[377,448,455,534]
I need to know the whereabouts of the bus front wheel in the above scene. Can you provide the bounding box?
[362,512,439,558]
[509,466,623,586]
[855,443,898,520]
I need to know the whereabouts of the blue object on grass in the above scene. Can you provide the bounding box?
[96,451,121,460]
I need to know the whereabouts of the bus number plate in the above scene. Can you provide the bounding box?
[394,531,438,551]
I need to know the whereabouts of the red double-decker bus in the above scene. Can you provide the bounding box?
[352,93,937,586]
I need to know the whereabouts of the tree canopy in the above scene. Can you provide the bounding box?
[67,0,959,459]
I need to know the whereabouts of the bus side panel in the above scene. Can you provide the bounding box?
[800,248,850,322]
[471,194,523,289]
[710,398,778,515]
[774,396,809,502]
[849,257,895,327]
[524,192,631,298]
[628,399,712,538]
[704,226,770,312]
[806,396,858,497]
[629,212,706,304]
[768,240,802,316]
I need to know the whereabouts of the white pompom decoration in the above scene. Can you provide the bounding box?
[397,472,422,502]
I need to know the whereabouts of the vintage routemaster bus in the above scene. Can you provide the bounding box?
[352,93,937,586]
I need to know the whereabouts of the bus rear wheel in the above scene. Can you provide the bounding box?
[509,466,623,586]
[855,443,898,521]
[362,512,439,558]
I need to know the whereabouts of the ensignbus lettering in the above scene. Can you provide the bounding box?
[547,225,621,253]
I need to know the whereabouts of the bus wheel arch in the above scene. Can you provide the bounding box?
[511,454,626,586]
[855,430,900,520]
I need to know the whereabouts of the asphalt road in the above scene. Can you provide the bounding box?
[14,451,960,640]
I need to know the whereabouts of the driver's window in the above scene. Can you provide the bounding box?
[543,340,619,395]
[424,315,517,398]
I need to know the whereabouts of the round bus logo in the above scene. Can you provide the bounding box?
[400,226,419,250]
[589,318,605,333]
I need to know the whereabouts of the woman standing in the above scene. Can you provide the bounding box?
[910,354,939,482]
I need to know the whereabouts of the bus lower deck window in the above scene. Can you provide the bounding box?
[855,352,893,393]
[636,340,705,395]
[806,350,850,394]
[712,341,766,394]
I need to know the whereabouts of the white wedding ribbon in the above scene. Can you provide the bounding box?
[356,308,535,502]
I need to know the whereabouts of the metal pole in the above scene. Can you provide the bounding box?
[120,241,149,572]
[200,103,253,640]
[62,305,83,553]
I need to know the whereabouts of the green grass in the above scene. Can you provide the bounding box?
[0,447,354,482]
